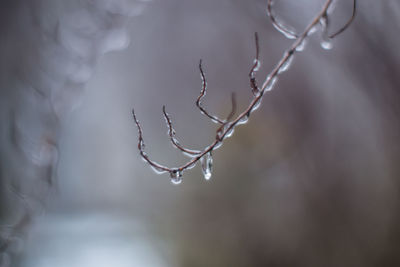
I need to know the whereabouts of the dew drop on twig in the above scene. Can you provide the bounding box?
[151,165,167,175]
[296,39,307,52]
[279,55,294,74]
[170,169,183,185]
[252,97,262,111]
[224,125,234,138]
[214,141,223,150]
[237,115,249,125]
[265,76,278,92]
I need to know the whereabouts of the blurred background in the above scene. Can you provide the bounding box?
[1,0,400,266]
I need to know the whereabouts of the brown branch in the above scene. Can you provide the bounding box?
[249,32,261,96]
[162,105,202,156]
[328,0,357,39]
[132,0,356,183]
[196,60,225,125]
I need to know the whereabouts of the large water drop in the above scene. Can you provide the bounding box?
[201,152,213,180]
[170,169,183,185]
[321,39,333,50]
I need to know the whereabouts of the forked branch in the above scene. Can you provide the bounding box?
[132,0,356,184]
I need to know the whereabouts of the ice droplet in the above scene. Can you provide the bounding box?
[201,152,213,180]
[170,169,183,185]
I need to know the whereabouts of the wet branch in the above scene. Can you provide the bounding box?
[132,0,356,184]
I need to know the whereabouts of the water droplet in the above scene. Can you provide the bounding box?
[307,25,318,36]
[170,169,182,185]
[327,0,338,14]
[186,161,197,170]
[271,22,297,39]
[182,151,200,158]
[225,126,234,138]
[321,39,333,50]
[252,98,262,111]
[279,56,294,74]
[296,39,307,52]
[151,165,167,175]
[201,152,213,180]
[212,141,222,150]
[253,59,261,72]
[237,115,249,125]
[265,76,278,92]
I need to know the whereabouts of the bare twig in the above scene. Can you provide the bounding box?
[132,0,356,184]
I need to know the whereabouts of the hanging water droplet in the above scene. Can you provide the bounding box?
[237,115,249,125]
[201,152,213,180]
[321,39,333,50]
[170,169,183,185]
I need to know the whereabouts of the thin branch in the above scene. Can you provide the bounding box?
[328,0,357,38]
[249,32,261,96]
[162,105,202,156]
[196,60,226,125]
[226,92,237,122]
[132,0,355,183]
[267,0,357,40]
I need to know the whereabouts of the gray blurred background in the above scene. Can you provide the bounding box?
[1,0,400,266]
